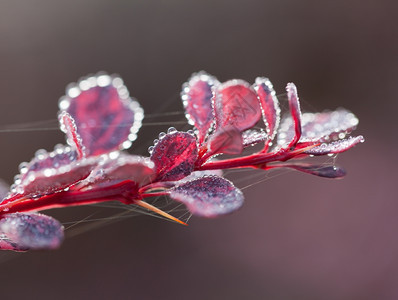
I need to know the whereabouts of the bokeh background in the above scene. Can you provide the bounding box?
[0,1,397,299]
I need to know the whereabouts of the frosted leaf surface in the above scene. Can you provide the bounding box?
[213,80,262,132]
[181,72,219,143]
[208,126,243,155]
[242,129,267,147]
[170,176,244,217]
[277,109,359,146]
[59,73,143,156]
[0,213,64,251]
[177,169,223,184]
[150,131,198,181]
[11,145,97,198]
[253,77,280,141]
[304,136,364,155]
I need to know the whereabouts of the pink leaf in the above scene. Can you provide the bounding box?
[9,145,97,198]
[58,111,85,159]
[84,153,156,187]
[169,176,244,217]
[150,131,198,181]
[59,73,144,156]
[0,213,64,251]
[181,72,219,144]
[253,77,280,146]
[304,136,364,155]
[213,80,262,132]
[207,126,243,155]
[242,129,267,147]
[286,83,302,148]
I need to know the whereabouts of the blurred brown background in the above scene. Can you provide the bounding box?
[0,0,397,299]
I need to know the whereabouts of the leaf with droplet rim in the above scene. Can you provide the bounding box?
[84,153,156,187]
[253,77,280,149]
[0,213,64,251]
[9,145,97,198]
[242,129,268,148]
[213,80,262,133]
[304,136,364,155]
[59,73,144,157]
[150,131,198,181]
[286,83,302,148]
[169,175,244,217]
[277,109,359,146]
[207,126,243,155]
[181,72,219,144]
[58,111,85,159]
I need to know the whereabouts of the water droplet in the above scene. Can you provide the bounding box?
[148,146,154,154]
[153,139,159,145]
[158,132,166,139]
[167,127,177,134]
[18,162,29,174]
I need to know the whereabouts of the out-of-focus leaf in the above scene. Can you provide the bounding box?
[0,213,64,251]
[59,73,143,156]
[181,72,219,144]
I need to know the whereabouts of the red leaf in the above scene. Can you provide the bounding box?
[253,77,280,147]
[181,72,219,144]
[84,153,156,187]
[286,83,302,148]
[9,145,97,198]
[58,111,85,159]
[207,126,243,155]
[150,131,198,181]
[213,80,262,132]
[0,213,64,251]
[59,73,143,156]
[169,176,244,217]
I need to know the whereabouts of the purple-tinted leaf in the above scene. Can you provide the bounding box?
[181,72,219,144]
[10,145,97,198]
[208,126,243,155]
[286,83,302,148]
[58,111,85,159]
[0,213,64,251]
[85,153,155,187]
[278,109,359,146]
[275,164,347,178]
[59,73,144,157]
[242,129,268,147]
[150,131,198,181]
[304,136,364,155]
[213,80,262,132]
[169,176,244,217]
[253,77,280,146]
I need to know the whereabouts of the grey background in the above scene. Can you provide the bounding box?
[0,1,397,299]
